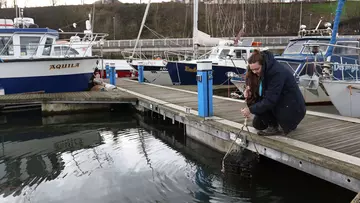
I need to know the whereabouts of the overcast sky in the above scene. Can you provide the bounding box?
[6,0,169,7]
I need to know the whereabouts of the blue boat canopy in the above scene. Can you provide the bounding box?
[0,28,59,36]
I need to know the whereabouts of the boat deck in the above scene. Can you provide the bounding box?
[115,78,360,193]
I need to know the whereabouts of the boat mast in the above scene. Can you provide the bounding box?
[325,0,346,57]
[130,0,151,59]
[242,0,245,31]
[14,0,18,19]
[299,1,302,30]
[193,0,198,59]
[91,2,96,33]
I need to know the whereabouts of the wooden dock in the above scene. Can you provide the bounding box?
[0,91,137,114]
[114,78,360,194]
[0,91,136,105]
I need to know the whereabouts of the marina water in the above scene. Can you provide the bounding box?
[0,110,355,202]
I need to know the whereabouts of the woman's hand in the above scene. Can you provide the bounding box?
[241,107,251,118]
[244,86,251,99]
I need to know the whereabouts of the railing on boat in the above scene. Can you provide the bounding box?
[297,42,360,82]
[94,35,360,49]
[93,36,297,49]
[0,31,108,58]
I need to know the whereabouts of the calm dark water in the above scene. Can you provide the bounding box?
[0,110,356,203]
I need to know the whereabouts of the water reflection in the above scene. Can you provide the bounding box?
[0,129,104,197]
[137,116,356,203]
[0,111,355,203]
[138,116,259,203]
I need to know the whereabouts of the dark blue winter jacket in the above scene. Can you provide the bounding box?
[248,50,306,131]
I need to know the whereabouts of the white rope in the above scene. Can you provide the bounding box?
[221,117,260,173]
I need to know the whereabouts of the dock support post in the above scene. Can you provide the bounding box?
[138,64,144,83]
[105,63,110,78]
[110,62,116,85]
[196,61,213,117]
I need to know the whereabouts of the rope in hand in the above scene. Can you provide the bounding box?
[221,117,260,173]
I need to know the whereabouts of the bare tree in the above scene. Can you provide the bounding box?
[50,0,57,6]
[0,0,7,8]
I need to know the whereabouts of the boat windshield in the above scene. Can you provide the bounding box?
[301,39,329,55]
[283,40,306,54]
[0,36,14,56]
[283,39,330,55]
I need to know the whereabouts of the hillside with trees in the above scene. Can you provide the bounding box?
[0,1,359,40]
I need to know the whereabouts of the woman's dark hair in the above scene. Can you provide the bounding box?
[247,49,264,65]
[245,65,260,106]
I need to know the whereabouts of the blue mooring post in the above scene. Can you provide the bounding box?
[196,61,213,118]
[110,63,116,85]
[138,65,144,83]
[105,63,110,78]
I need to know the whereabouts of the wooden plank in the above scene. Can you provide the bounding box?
[293,123,359,141]
[351,192,360,203]
[172,101,198,108]
[159,95,198,103]
[354,152,360,158]
[309,127,360,147]
[289,120,352,137]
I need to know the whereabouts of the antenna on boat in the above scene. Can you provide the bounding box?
[15,0,18,19]
[315,17,323,30]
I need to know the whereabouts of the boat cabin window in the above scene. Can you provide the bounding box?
[301,40,329,54]
[219,49,230,59]
[54,46,79,56]
[0,36,14,56]
[283,40,306,54]
[208,47,219,59]
[234,49,247,59]
[20,36,40,56]
[334,41,359,55]
[42,37,54,56]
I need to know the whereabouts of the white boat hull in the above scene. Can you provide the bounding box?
[0,57,98,94]
[129,59,172,85]
[143,70,173,85]
[322,80,360,117]
[231,78,331,104]
[299,86,331,104]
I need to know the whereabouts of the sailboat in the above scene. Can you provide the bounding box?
[124,0,170,85]
[291,0,360,116]
[165,0,270,85]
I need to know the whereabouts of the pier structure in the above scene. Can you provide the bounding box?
[1,65,360,200]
